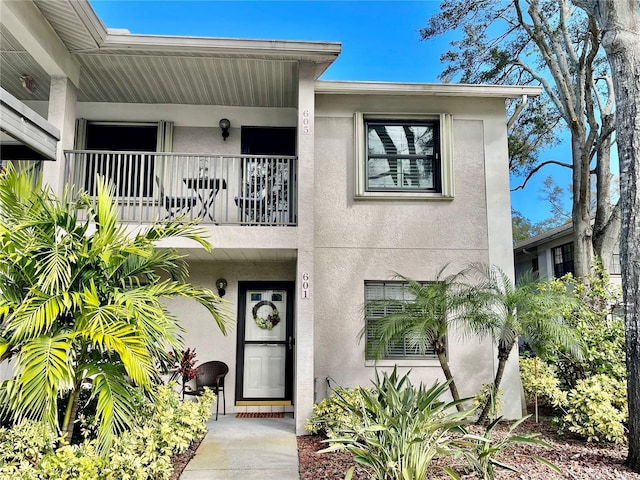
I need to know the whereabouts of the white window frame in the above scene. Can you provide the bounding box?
[354,112,454,200]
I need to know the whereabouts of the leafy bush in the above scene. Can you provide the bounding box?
[305,386,368,438]
[558,374,627,444]
[472,383,504,420]
[320,368,469,480]
[0,420,60,477]
[539,265,625,389]
[519,357,567,408]
[0,384,214,479]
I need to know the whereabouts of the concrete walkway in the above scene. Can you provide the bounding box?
[180,414,299,479]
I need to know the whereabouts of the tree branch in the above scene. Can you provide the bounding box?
[511,160,574,191]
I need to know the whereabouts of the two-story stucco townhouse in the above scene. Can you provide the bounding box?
[1,0,541,434]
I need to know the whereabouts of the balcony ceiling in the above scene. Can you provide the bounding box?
[178,247,298,263]
[0,0,340,108]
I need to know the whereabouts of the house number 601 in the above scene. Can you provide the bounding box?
[302,110,311,135]
[301,272,310,298]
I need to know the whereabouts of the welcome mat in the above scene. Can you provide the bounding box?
[236,412,285,418]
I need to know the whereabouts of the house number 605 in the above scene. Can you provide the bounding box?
[302,109,311,135]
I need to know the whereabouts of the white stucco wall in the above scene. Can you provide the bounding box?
[312,93,522,418]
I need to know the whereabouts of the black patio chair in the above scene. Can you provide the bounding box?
[184,360,229,420]
[155,176,198,219]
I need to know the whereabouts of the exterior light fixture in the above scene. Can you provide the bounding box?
[216,278,228,297]
[20,75,35,93]
[219,118,230,141]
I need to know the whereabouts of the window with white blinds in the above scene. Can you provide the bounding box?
[364,281,437,359]
[354,113,454,200]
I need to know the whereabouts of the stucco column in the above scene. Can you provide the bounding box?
[44,76,77,194]
[484,111,522,419]
[295,62,316,435]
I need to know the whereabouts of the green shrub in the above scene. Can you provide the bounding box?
[559,374,627,444]
[0,384,214,480]
[320,368,469,480]
[472,383,504,420]
[0,420,61,479]
[519,357,567,408]
[305,386,368,438]
[540,265,625,389]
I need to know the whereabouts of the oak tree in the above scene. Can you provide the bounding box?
[573,0,640,471]
[422,0,619,278]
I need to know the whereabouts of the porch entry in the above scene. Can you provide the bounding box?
[236,282,294,405]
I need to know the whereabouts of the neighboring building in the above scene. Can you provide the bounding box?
[0,0,541,433]
[514,223,621,285]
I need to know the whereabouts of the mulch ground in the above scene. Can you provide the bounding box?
[169,438,203,480]
[297,418,640,479]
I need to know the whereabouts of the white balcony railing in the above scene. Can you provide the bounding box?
[63,151,297,226]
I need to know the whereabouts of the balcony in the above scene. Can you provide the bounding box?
[63,151,297,226]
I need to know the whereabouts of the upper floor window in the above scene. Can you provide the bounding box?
[364,280,437,360]
[366,120,439,192]
[552,242,574,277]
[354,113,454,200]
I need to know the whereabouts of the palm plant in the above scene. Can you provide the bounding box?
[463,264,580,424]
[363,268,473,410]
[0,166,229,451]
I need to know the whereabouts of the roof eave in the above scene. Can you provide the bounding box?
[315,81,542,98]
[514,223,574,250]
[102,34,341,61]
[68,0,342,64]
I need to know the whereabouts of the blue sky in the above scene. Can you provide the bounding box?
[89,0,571,223]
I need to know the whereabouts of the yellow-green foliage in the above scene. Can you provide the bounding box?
[519,357,567,408]
[560,374,627,444]
[0,384,214,480]
[472,383,503,419]
[305,386,369,438]
[541,265,625,386]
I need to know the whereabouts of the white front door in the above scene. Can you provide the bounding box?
[238,283,293,401]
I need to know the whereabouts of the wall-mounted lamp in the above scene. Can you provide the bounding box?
[216,278,228,297]
[219,118,231,141]
[20,75,35,93]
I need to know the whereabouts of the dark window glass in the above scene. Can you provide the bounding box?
[241,127,296,156]
[552,243,574,277]
[365,120,440,193]
[84,123,157,197]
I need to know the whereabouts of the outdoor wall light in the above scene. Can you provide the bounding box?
[216,278,228,297]
[20,75,35,93]
[219,118,231,141]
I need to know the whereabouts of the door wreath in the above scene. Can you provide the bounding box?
[252,300,281,330]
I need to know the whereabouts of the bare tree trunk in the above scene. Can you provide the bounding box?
[572,135,594,279]
[593,114,621,270]
[477,345,511,425]
[62,381,82,443]
[574,0,640,471]
[437,351,464,411]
